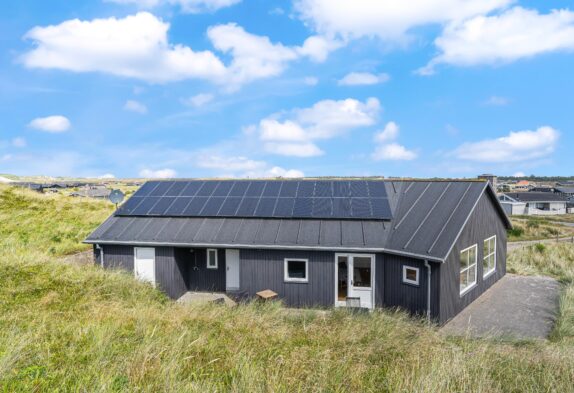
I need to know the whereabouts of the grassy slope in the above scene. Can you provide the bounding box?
[509,216,574,242]
[0,186,573,392]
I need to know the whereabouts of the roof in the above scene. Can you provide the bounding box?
[503,192,569,203]
[556,187,574,194]
[516,180,531,186]
[86,179,511,262]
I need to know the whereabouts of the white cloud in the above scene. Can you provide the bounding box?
[105,0,241,13]
[304,76,318,86]
[21,13,336,89]
[374,122,399,143]
[420,8,574,74]
[338,72,390,86]
[513,171,525,177]
[253,97,380,157]
[372,143,417,161]
[98,173,116,179]
[124,100,148,114]
[196,154,304,178]
[263,166,304,178]
[484,96,510,106]
[295,0,510,41]
[451,126,560,163]
[28,115,71,133]
[181,93,214,107]
[139,168,177,178]
[12,137,27,148]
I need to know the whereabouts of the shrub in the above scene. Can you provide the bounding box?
[546,228,561,237]
[509,226,525,237]
[527,220,539,229]
[535,243,546,253]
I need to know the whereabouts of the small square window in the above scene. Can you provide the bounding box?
[207,249,218,269]
[402,266,419,286]
[284,259,308,283]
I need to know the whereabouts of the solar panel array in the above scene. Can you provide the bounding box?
[115,180,392,220]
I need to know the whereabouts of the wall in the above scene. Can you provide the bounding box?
[239,249,335,307]
[377,253,440,320]
[439,192,507,324]
[175,248,226,292]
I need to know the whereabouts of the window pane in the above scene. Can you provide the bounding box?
[208,250,216,266]
[406,268,418,282]
[353,257,371,287]
[460,271,468,290]
[483,256,489,272]
[287,261,306,279]
[484,240,489,259]
[460,250,469,269]
[469,265,476,284]
[469,246,476,265]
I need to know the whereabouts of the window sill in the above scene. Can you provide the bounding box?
[284,279,308,284]
[483,269,496,279]
[207,266,218,270]
[402,281,420,288]
[460,282,477,297]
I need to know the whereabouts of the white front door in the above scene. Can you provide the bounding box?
[134,247,155,285]
[225,249,240,291]
[335,254,375,309]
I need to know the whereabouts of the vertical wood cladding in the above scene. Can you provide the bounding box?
[100,244,134,270]
[156,247,188,299]
[439,192,507,324]
[379,253,440,319]
[176,248,226,292]
[239,249,335,307]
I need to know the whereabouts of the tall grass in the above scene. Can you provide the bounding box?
[1,185,574,391]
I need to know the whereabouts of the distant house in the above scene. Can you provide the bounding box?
[555,186,574,200]
[511,180,534,192]
[499,192,569,215]
[478,174,497,191]
[86,179,511,325]
[70,186,111,199]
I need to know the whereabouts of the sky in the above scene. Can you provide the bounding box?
[0,0,573,179]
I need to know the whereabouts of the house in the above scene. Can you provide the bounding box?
[511,180,534,192]
[477,174,497,191]
[555,186,574,200]
[499,192,569,215]
[70,185,111,199]
[85,179,511,325]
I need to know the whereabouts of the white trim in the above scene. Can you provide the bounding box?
[207,248,218,269]
[459,244,477,296]
[85,240,445,262]
[402,265,420,286]
[334,253,376,309]
[284,258,309,283]
[483,235,496,278]
[134,247,156,287]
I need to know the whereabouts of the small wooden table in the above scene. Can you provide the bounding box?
[256,289,278,301]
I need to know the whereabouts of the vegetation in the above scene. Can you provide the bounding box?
[1,185,574,392]
[509,217,574,242]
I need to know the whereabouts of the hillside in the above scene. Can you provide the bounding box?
[0,185,573,391]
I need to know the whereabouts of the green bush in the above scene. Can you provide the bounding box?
[527,220,539,229]
[509,226,525,237]
[535,243,546,253]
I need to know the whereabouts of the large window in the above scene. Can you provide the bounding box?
[207,249,218,269]
[483,236,496,277]
[284,259,308,283]
[460,245,477,295]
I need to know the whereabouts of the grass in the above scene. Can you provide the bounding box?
[508,216,574,242]
[1,185,574,392]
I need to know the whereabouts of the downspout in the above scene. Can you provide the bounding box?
[96,244,104,268]
[424,260,431,323]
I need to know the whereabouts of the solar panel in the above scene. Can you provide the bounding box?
[117,180,392,219]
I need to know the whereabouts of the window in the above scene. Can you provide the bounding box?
[460,245,477,295]
[402,266,419,286]
[207,249,218,269]
[284,259,308,283]
[483,236,496,277]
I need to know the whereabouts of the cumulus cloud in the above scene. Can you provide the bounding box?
[371,121,417,161]
[139,168,177,178]
[513,171,525,177]
[12,137,27,148]
[98,173,116,179]
[372,143,417,161]
[196,154,304,178]
[28,115,71,133]
[419,8,574,74]
[21,13,338,89]
[451,126,560,163]
[124,100,148,114]
[338,72,390,86]
[181,93,214,107]
[105,0,241,13]
[295,0,510,41]
[253,97,380,157]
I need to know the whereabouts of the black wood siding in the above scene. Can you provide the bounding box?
[99,245,134,270]
[379,253,440,319]
[175,248,226,292]
[156,247,188,299]
[439,192,507,324]
[239,249,335,307]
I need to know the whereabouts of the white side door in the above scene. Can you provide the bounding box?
[134,247,155,285]
[348,255,374,309]
[225,249,240,291]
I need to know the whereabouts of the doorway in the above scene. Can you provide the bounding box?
[335,254,375,309]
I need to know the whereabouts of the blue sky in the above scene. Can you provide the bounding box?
[1,0,573,179]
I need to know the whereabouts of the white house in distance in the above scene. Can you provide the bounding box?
[499,192,571,216]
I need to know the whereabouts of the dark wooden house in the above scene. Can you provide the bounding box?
[85,179,511,324]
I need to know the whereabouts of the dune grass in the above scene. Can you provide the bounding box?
[1,185,574,392]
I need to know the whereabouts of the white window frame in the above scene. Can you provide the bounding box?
[460,244,478,296]
[402,265,420,286]
[207,249,218,269]
[284,258,309,283]
[483,235,497,278]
